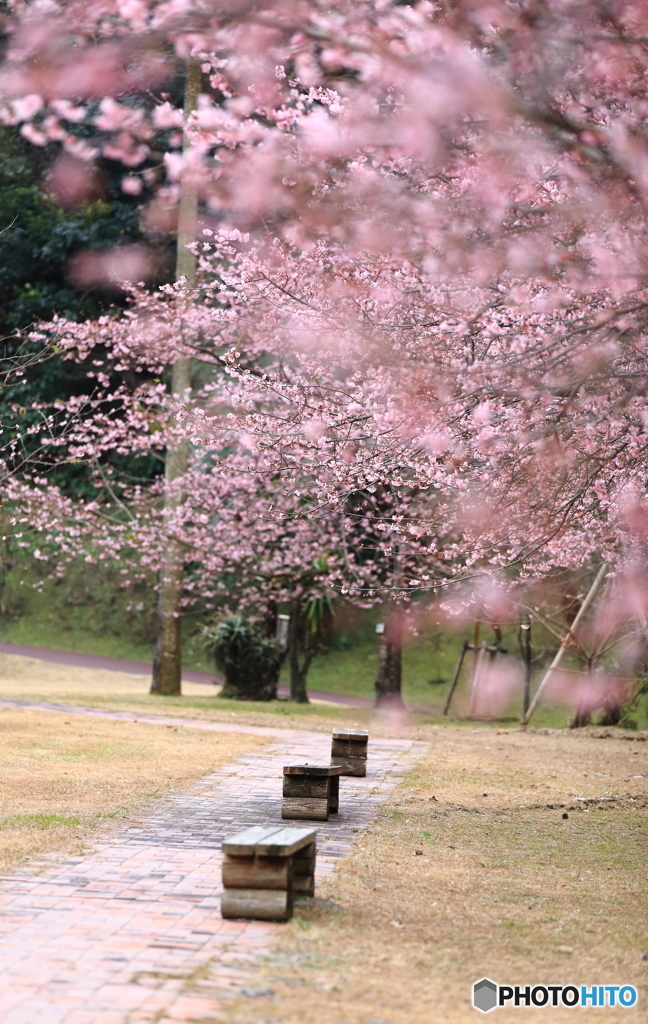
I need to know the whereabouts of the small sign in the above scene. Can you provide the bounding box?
[276,614,290,647]
[375,623,385,634]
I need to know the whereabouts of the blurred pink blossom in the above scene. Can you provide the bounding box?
[69,245,156,289]
[48,154,103,207]
[121,176,143,195]
[544,671,629,714]
[471,658,521,718]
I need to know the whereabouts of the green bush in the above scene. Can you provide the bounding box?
[201,615,284,701]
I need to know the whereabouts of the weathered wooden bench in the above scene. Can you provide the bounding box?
[331,728,369,777]
[221,824,317,921]
[282,763,344,821]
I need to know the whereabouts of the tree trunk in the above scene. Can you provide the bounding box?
[150,57,200,696]
[0,536,12,617]
[263,598,278,638]
[520,615,532,717]
[374,603,405,708]
[261,598,281,699]
[288,597,310,703]
[150,406,188,693]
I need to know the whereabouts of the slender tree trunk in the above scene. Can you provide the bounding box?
[520,615,532,717]
[442,640,469,715]
[288,597,310,703]
[374,602,405,708]
[468,641,487,715]
[0,535,12,617]
[150,58,200,696]
[572,662,593,728]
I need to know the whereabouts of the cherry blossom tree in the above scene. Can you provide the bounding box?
[5,1,648,714]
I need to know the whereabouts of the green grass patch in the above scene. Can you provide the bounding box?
[2,813,82,828]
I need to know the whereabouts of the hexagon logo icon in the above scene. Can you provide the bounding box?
[473,978,498,1013]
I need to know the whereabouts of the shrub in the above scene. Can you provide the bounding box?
[200,615,284,701]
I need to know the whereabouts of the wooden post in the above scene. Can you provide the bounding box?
[442,640,470,716]
[521,562,608,726]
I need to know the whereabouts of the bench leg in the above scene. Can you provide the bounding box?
[221,856,295,921]
[292,842,316,898]
[221,887,293,921]
[329,775,339,813]
[332,755,367,777]
[282,796,329,821]
[282,776,330,821]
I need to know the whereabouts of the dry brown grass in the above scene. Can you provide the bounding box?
[0,706,264,872]
[220,727,648,1024]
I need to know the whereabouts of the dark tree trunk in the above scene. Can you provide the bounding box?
[374,604,405,708]
[288,597,311,703]
[0,537,12,617]
[263,598,278,638]
[260,597,280,699]
[520,615,532,717]
[571,663,593,728]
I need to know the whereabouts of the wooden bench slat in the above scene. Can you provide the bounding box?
[255,825,318,855]
[283,763,344,776]
[331,728,369,740]
[221,825,285,856]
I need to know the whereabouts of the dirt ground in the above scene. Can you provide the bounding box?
[0,706,265,872]
[219,727,648,1024]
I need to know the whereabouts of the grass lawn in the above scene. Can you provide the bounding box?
[0,615,213,672]
[0,608,487,705]
[1,643,645,736]
[0,705,264,872]
[216,727,648,1024]
[2,572,645,727]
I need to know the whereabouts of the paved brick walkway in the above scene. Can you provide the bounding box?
[0,713,422,1024]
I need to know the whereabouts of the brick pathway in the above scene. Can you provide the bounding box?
[0,712,422,1024]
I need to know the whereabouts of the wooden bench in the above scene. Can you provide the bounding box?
[221,824,317,921]
[282,763,344,821]
[331,728,369,777]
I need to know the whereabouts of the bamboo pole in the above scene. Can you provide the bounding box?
[521,562,608,726]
